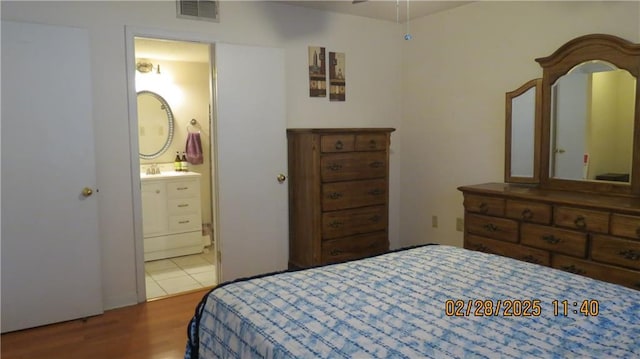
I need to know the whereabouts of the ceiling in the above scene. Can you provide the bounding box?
[282,1,472,23]
[135,1,472,63]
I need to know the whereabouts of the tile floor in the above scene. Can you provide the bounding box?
[145,250,217,300]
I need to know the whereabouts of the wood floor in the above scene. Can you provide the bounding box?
[1,288,210,359]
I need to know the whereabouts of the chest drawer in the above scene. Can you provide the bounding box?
[465,234,550,266]
[166,180,199,198]
[521,223,587,257]
[321,152,387,182]
[591,234,640,270]
[463,195,505,216]
[321,232,388,264]
[322,205,387,239]
[465,213,518,242]
[168,213,201,232]
[552,254,640,291]
[554,206,609,233]
[322,179,386,211]
[610,214,640,240]
[321,134,355,153]
[506,200,551,225]
[355,134,387,151]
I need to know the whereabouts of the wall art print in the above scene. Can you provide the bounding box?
[308,46,326,97]
[329,51,345,102]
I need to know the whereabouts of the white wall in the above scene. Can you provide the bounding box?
[400,1,640,247]
[1,1,403,309]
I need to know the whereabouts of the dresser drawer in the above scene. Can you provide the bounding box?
[465,213,518,242]
[321,232,388,264]
[322,179,386,211]
[611,214,640,240]
[168,213,201,232]
[463,195,505,216]
[355,134,387,151]
[506,200,551,225]
[521,223,587,257]
[465,234,550,266]
[166,180,199,198]
[321,152,387,182]
[591,234,640,270]
[321,134,355,153]
[554,206,609,233]
[167,198,200,214]
[322,205,387,239]
[552,254,640,291]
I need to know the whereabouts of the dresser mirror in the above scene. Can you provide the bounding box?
[505,78,542,183]
[533,34,640,196]
[549,61,635,183]
[137,90,175,160]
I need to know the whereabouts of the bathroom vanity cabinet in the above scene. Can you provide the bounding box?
[141,172,203,261]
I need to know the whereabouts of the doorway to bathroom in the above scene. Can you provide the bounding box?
[133,37,218,300]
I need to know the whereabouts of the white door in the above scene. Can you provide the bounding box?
[1,21,103,332]
[552,72,588,180]
[215,43,288,282]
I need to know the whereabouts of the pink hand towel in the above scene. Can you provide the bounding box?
[186,132,204,165]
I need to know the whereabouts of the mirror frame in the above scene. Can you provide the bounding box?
[137,90,175,160]
[535,34,640,196]
[505,78,542,184]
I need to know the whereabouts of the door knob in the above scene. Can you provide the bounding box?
[277,174,287,183]
[82,187,94,197]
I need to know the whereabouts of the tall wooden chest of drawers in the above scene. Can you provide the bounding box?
[287,128,395,268]
[459,183,640,290]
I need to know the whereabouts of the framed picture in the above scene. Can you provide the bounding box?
[308,46,326,97]
[329,52,345,101]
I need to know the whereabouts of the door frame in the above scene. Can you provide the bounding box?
[124,26,219,302]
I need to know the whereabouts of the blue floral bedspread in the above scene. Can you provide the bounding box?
[185,245,640,358]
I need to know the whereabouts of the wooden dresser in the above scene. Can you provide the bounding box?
[287,128,395,268]
[458,183,640,290]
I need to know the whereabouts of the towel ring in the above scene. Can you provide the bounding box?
[187,118,201,133]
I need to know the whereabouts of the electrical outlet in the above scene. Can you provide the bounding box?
[431,215,438,228]
[456,217,464,232]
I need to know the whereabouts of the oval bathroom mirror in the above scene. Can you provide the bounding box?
[137,90,174,160]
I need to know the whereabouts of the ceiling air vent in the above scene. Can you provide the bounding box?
[176,0,219,22]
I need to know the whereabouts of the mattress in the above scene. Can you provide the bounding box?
[185,245,640,358]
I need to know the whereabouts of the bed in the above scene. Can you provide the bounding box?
[185,245,640,358]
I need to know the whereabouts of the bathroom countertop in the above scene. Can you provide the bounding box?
[140,171,201,181]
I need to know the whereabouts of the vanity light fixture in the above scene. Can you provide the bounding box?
[136,60,161,74]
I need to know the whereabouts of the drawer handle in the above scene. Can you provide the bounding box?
[521,208,533,221]
[483,223,498,232]
[619,249,640,261]
[478,202,489,214]
[368,139,377,148]
[176,187,189,191]
[178,220,190,224]
[522,255,541,265]
[328,221,344,228]
[328,163,343,171]
[328,192,343,200]
[177,204,189,208]
[574,215,586,229]
[369,161,384,168]
[559,265,586,276]
[334,140,344,150]
[330,249,343,256]
[368,188,384,196]
[369,215,382,223]
[541,235,560,244]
